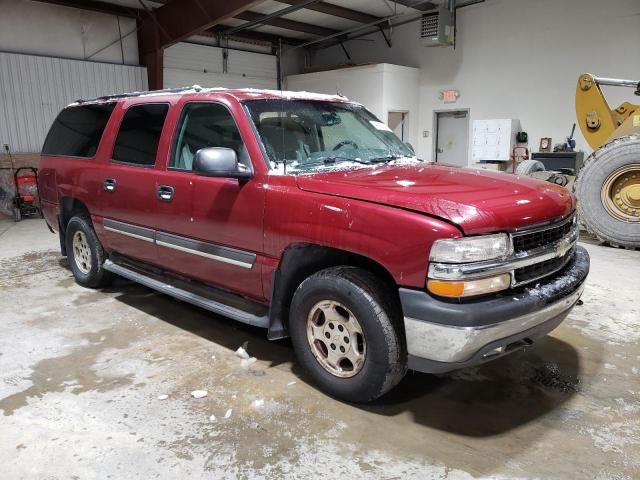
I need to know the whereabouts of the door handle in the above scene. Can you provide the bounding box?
[103,178,117,192]
[157,185,174,202]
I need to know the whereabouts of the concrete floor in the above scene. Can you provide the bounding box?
[1,218,639,480]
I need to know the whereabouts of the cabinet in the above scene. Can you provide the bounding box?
[472,119,520,162]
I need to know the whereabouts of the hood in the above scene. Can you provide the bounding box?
[295,163,574,234]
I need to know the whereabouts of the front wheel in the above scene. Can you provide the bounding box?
[289,267,406,403]
[65,215,114,288]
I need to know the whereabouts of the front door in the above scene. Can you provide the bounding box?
[435,110,469,167]
[98,102,169,265]
[153,101,265,301]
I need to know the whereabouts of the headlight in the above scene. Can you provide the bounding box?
[429,233,511,263]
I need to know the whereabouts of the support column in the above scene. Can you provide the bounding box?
[143,49,164,90]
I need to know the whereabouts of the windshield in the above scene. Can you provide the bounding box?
[243,99,416,173]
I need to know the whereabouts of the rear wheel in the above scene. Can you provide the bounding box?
[289,266,406,403]
[65,215,114,288]
[577,136,640,249]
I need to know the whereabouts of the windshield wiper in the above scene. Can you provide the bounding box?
[307,155,372,166]
[369,155,401,163]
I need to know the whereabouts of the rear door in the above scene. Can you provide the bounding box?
[98,102,169,265]
[152,99,265,300]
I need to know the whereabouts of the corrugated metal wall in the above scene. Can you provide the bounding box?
[0,52,147,153]
[163,43,277,90]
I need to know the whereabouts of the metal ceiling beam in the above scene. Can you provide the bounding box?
[138,0,266,89]
[390,0,437,11]
[313,0,484,50]
[234,10,339,37]
[290,10,418,51]
[31,0,140,18]
[208,26,304,46]
[224,0,321,35]
[276,0,381,24]
[138,0,266,55]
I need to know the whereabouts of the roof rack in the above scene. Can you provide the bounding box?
[75,85,206,104]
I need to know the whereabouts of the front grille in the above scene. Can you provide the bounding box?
[514,247,575,285]
[512,214,575,253]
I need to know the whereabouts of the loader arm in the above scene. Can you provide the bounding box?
[575,73,640,150]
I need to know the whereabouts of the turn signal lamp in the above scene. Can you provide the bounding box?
[427,273,511,298]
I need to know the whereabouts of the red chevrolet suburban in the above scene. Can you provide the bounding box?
[39,86,589,402]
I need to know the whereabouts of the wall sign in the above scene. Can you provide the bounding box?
[440,89,460,103]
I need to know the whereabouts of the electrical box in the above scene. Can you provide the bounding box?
[472,119,521,162]
[421,7,455,47]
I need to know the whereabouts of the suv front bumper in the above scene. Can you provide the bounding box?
[400,245,590,374]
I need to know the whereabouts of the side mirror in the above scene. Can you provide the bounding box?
[193,147,252,179]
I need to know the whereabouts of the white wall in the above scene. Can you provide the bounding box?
[0,0,139,65]
[288,64,386,116]
[287,64,421,148]
[0,52,147,153]
[311,0,640,163]
[380,64,421,151]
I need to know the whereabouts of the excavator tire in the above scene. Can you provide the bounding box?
[516,159,546,176]
[576,135,640,249]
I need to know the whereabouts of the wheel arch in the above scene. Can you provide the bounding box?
[58,197,92,255]
[267,243,401,340]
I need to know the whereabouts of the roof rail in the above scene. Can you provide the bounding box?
[75,85,206,104]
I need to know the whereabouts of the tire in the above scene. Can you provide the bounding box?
[289,266,406,403]
[576,135,640,249]
[65,215,114,288]
[516,159,546,176]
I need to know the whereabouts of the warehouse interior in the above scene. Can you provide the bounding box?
[1,0,639,478]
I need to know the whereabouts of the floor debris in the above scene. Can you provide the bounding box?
[190,390,208,399]
[241,357,257,370]
[224,409,233,419]
[235,347,250,360]
[251,399,265,409]
[157,394,169,400]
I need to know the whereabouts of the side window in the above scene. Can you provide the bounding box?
[112,104,169,166]
[170,103,248,171]
[42,103,115,157]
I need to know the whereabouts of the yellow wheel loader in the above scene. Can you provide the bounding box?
[575,73,640,249]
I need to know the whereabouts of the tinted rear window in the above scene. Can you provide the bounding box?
[112,104,169,166]
[42,103,115,157]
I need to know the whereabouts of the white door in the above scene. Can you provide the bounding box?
[435,110,469,167]
[163,43,277,89]
[387,111,408,141]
